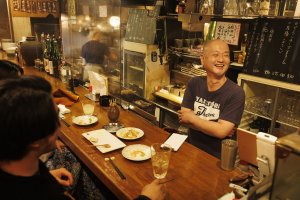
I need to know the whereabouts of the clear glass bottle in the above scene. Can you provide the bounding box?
[259,0,271,15]
[284,0,298,16]
[60,60,71,83]
[269,0,280,16]
[223,0,238,15]
[200,0,214,15]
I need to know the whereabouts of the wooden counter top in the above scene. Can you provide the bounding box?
[22,66,241,200]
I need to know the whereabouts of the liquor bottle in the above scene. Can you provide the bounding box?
[43,34,50,74]
[284,0,298,16]
[259,0,270,15]
[52,38,61,79]
[241,34,247,63]
[57,35,63,55]
[178,0,186,14]
[223,0,238,15]
[48,36,54,76]
[60,59,70,83]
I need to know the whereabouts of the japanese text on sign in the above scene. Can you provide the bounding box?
[215,22,241,45]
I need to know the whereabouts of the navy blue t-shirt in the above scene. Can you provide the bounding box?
[181,76,245,158]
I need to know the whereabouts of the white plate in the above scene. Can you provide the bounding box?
[82,129,126,153]
[122,144,151,161]
[72,115,98,126]
[116,127,144,140]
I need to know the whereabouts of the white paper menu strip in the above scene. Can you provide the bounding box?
[164,133,188,152]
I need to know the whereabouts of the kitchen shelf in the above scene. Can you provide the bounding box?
[276,120,300,129]
[129,66,144,72]
[244,110,272,121]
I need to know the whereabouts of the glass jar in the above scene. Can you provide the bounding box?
[107,99,120,123]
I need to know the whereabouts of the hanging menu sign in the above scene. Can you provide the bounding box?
[125,7,160,44]
[10,0,59,18]
[243,18,300,84]
[214,21,241,45]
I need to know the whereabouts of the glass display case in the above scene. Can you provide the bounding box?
[238,73,300,137]
[123,50,145,97]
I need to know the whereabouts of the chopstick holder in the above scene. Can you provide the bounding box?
[163,133,188,151]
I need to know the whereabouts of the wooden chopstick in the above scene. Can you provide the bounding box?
[159,177,176,184]
[60,118,70,127]
[109,158,126,180]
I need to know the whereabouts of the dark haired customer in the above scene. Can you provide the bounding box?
[0,76,74,199]
[0,76,166,200]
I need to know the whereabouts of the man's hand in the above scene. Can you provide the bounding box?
[140,179,167,200]
[55,139,65,153]
[178,108,195,125]
[50,168,74,187]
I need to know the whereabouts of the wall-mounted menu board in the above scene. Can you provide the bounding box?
[10,0,59,18]
[214,21,241,45]
[125,7,160,44]
[243,18,300,84]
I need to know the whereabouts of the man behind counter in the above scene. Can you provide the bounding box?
[178,39,245,158]
[81,30,117,81]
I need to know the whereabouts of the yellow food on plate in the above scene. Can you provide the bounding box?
[89,137,98,143]
[123,129,139,138]
[131,150,145,157]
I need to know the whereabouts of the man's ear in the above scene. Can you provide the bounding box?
[200,53,204,64]
[28,140,42,150]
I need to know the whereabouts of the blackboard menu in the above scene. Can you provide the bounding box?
[243,18,300,84]
[125,7,160,44]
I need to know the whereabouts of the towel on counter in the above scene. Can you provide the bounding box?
[57,104,71,119]
[53,88,79,106]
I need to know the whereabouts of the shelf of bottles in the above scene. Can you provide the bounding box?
[181,0,300,18]
[41,33,63,79]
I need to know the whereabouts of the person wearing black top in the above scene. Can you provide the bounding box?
[0,76,166,200]
[81,30,117,81]
[0,76,74,199]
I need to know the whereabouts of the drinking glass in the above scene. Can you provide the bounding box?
[150,143,172,179]
[81,98,95,116]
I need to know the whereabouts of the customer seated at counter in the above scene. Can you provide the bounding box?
[0,75,166,200]
[0,60,105,199]
[0,59,24,79]
[178,39,245,158]
[0,76,74,199]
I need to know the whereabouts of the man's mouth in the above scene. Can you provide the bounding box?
[215,64,224,68]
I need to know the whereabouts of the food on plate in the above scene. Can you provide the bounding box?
[89,137,98,143]
[123,129,139,139]
[131,150,145,157]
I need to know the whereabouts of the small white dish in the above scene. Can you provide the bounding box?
[82,129,126,153]
[122,144,151,161]
[72,115,98,126]
[116,127,144,140]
